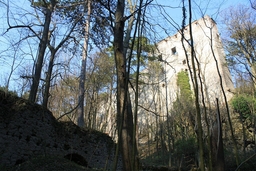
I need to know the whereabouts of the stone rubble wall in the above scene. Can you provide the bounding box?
[0,91,122,170]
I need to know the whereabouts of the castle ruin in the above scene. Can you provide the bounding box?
[136,15,234,136]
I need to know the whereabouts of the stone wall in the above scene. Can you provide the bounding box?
[0,90,122,170]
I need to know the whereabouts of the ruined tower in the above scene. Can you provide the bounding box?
[155,15,234,106]
[136,16,234,135]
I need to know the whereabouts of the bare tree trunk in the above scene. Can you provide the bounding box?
[208,18,240,167]
[132,8,144,171]
[77,0,91,127]
[105,81,114,135]
[187,1,205,170]
[164,62,172,168]
[213,98,225,171]
[113,0,136,170]
[29,0,57,102]
[43,18,78,108]
[5,43,21,91]
[43,50,56,107]
[133,26,140,171]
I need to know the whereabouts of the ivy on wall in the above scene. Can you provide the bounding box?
[177,70,193,101]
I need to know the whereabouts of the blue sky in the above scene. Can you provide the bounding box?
[0,0,252,92]
[148,0,251,40]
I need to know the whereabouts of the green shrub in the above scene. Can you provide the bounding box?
[174,137,197,158]
[231,94,256,119]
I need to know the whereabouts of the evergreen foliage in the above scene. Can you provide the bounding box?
[231,94,256,119]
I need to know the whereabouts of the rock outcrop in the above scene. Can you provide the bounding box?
[0,90,122,170]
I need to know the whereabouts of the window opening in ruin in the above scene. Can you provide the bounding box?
[171,47,177,55]
[183,59,186,65]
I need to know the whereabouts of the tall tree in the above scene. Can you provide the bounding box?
[77,0,91,127]
[181,0,205,170]
[42,10,81,108]
[113,0,137,170]
[223,4,256,88]
[29,0,57,102]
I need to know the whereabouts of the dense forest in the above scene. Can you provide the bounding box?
[0,0,256,171]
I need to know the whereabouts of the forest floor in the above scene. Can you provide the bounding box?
[2,155,102,171]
